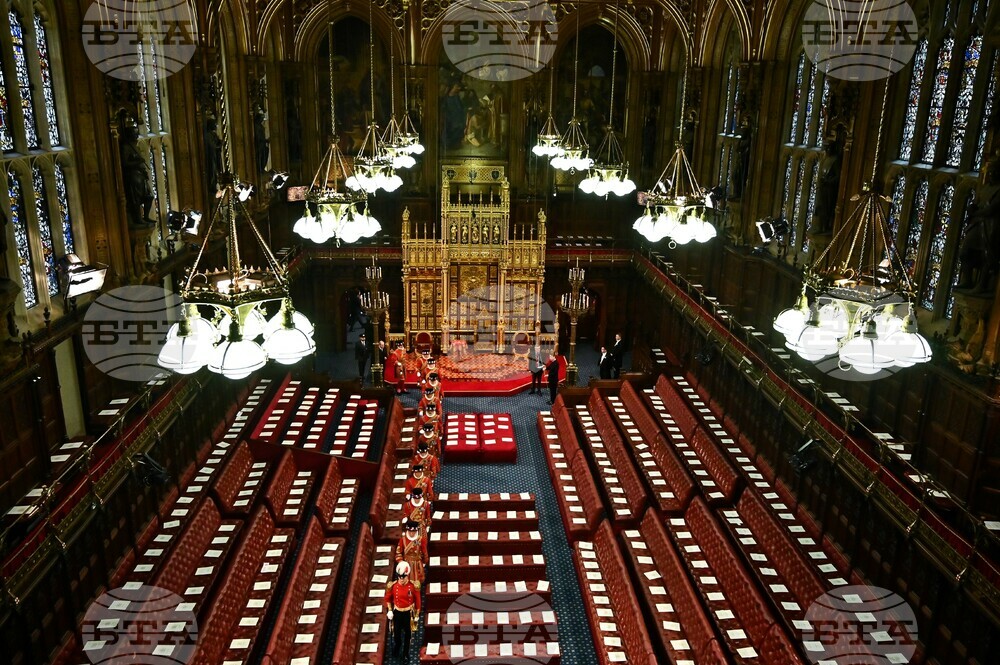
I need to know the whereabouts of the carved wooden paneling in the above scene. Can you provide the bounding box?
[0,379,44,513]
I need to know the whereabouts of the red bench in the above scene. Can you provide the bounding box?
[666,499,803,663]
[605,392,694,515]
[537,409,603,541]
[193,507,294,664]
[264,449,320,526]
[575,397,646,526]
[250,375,301,443]
[279,385,320,447]
[350,400,380,459]
[689,427,742,503]
[211,441,271,516]
[654,374,700,438]
[151,499,243,611]
[301,387,340,450]
[574,521,658,665]
[264,515,346,663]
[621,510,728,664]
[314,457,358,535]
[331,525,395,665]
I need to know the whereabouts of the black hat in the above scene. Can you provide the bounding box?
[422,349,431,356]
[428,372,439,381]
[359,333,365,339]
[424,386,435,395]
[417,442,429,453]
[405,520,420,531]
[422,423,435,431]
[412,463,424,472]
[410,487,424,498]
[426,402,437,411]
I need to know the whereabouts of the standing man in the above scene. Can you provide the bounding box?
[385,561,420,659]
[396,520,428,588]
[599,346,613,379]
[528,345,545,395]
[610,333,625,378]
[546,353,560,405]
[355,333,369,384]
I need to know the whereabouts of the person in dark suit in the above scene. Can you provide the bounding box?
[355,333,369,383]
[546,354,560,404]
[610,333,625,378]
[528,345,545,394]
[599,346,613,379]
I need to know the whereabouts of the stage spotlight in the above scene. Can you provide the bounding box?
[184,209,202,235]
[167,210,185,233]
[237,182,255,202]
[756,216,790,244]
[57,254,107,299]
[271,172,289,190]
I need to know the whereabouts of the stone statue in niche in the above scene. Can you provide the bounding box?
[461,222,469,244]
[204,117,222,197]
[449,222,458,243]
[253,110,269,174]
[813,138,843,235]
[483,223,490,244]
[493,222,501,244]
[729,120,753,200]
[956,165,1000,294]
[119,123,154,228]
[471,223,480,244]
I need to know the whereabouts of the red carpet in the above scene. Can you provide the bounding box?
[443,413,517,463]
[384,354,567,396]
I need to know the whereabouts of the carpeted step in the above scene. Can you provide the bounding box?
[431,509,540,532]
[424,580,552,611]
[428,530,544,556]
[420,641,562,664]
[423,609,559,644]
[434,492,535,512]
[428,553,547,583]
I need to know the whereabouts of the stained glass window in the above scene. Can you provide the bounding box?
[719,145,728,186]
[54,163,74,254]
[946,191,977,317]
[148,149,159,218]
[137,44,151,130]
[32,167,58,296]
[150,41,163,132]
[815,76,830,146]
[803,161,820,254]
[945,35,981,167]
[887,176,907,250]
[900,39,928,160]
[781,156,793,212]
[791,160,807,250]
[921,37,955,164]
[921,184,954,309]
[10,9,38,150]
[34,14,59,147]
[0,65,12,151]
[160,146,171,213]
[904,179,929,279]
[975,53,996,171]
[802,63,817,145]
[789,54,805,143]
[9,170,36,308]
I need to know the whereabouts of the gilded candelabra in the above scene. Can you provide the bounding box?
[559,262,592,385]
[361,264,390,387]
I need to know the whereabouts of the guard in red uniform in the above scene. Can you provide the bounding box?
[413,442,441,482]
[396,520,428,588]
[385,561,420,658]
[404,486,432,536]
[404,462,434,502]
[418,386,439,413]
[426,371,443,402]
[417,400,442,438]
[392,342,409,393]
[415,350,431,386]
[418,422,441,458]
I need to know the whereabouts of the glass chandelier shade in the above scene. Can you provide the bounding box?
[398,111,424,155]
[550,118,592,172]
[383,116,417,170]
[158,314,215,375]
[346,122,401,194]
[262,307,316,365]
[209,322,268,380]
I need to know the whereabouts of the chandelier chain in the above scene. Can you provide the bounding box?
[572,7,580,118]
[608,1,619,125]
[368,0,376,123]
